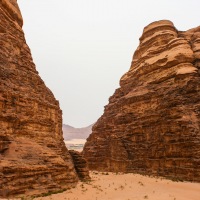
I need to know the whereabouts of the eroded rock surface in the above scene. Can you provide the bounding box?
[69,150,90,181]
[83,20,200,182]
[0,0,78,197]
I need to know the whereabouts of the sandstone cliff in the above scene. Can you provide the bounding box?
[83,20,200,182]
[0,0,78,197]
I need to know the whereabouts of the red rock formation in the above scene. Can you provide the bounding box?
[83,20,200,182]
[69,150,91,181]
[0,0,78,197]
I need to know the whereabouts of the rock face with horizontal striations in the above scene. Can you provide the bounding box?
[83,20,200,182]
[0,0,78,197]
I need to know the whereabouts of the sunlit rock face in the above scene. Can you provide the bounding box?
[0,0,78,197]
[83,20,200,182]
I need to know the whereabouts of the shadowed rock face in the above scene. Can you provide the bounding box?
[0,0,78,197]
[83,20,200,182]
[69,150,91,181]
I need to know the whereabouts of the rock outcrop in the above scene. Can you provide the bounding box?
[0,0,78,197]
[69,150,90,181]
[83,20,200,182]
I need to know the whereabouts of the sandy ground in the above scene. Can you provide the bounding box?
[32,171,200,200]
[64,139,85,152]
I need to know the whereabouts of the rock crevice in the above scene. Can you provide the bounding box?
[69,150,91,181]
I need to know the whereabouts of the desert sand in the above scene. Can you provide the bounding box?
[32,171,200,200]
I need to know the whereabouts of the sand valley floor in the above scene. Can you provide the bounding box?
[30,171,200,200]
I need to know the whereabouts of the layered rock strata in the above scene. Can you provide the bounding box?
[83,20,200,182]
[69,150,90,181]
[0,0,78,197]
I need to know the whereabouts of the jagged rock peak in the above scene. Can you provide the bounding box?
[83,20,200,182]
[140,20,177,41]
[0,0,23,26]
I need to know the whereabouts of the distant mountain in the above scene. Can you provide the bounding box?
[62,124,94,140]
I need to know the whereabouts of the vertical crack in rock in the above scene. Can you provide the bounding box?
[83,20,200,182]
[0,0,79,198]
[69,150,91,181]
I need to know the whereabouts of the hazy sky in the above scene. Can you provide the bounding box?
[17,0,200,127]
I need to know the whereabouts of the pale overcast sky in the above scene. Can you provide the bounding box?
[17,0,200,127]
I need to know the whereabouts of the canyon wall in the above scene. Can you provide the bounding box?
[0,0,78,197]
[83,20,200,182]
